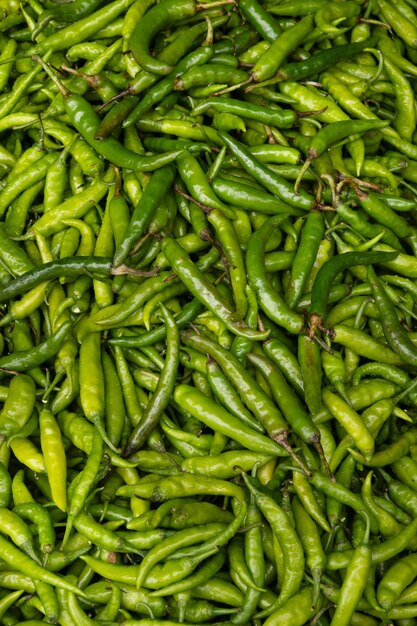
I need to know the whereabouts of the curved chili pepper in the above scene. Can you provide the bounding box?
[130,0,213,76]
[32,0,105,40]
[251,14,314,82]
[35,57,184,171]
[219,130,315,210]
[238,0,282,41]
[192,96,300,128]
[0,257,119,303]
[0,321,72,372]
[123,306,180,457]
[251,37,378,88]
[246,216,305,334]
[367,265,417,368]
[308,250,398,334]
[29,0,136,56]
[161,237,269,340]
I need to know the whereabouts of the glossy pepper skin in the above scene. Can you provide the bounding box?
[2,0,417,623]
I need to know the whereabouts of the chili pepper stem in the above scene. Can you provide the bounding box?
[246,75,283,91]
[294,158,312,195]
[32,55,70,99]
[310,603,331,626]
[174,184,215,214]
[0,313,13,328]
[298,107,328,119]
[110,265,160,277]
[96,89,129,112]
[275,432,312,478]
[211,77,253,96]
[308,315,333,339]
[42,371,64,402]
[313,438,335,482]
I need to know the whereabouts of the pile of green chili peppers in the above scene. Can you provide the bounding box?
[3,0,417,624]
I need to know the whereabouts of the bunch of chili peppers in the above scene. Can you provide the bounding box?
[2,0,417,623]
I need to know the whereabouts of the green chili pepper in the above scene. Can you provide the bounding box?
[123,306,180,457]
[242,472,305,618]
[36,57,184,172]
[0,375,35,443]
[113,166,175,266]
[160,237,269,340]
[219,130,315,210]
[309,251,398,335]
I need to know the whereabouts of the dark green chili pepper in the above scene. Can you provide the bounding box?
[160,237,269,340]
[35,57,184,171]
[263,337,304,397]
[108,298,205,349]
[176,151,235,218]
[367,265,417,368]
[292,496,326,609]
[32,0,105,39]
[358,190,411,240]
[113,165,175,267]
[192,96,302,128]
[206,357,263,432]
[123,305,180,457]
[62,425,103,547]
[207,207,248,319]
[129,0,215,76]
[335,203,403,251]
[238,0,282,41]
[0,321,71,372]
[231,476,265,624]
[251,14,314,82]
[219,131,315,210]
[247,352,330,468]
[285,211,325,309]
[123,44,216,128]
[181,330,305,455]
[310,468,378,533]
[0,257,135,303]
[308,251,398,335]
[246,216,305,334]
[295,119,389,190]
[254,37,378,86]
